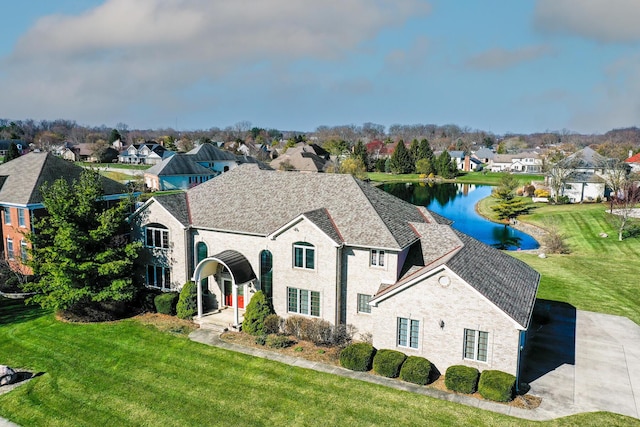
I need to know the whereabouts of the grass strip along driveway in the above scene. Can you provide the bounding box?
[501,203,640,326]
[1,299,638,426]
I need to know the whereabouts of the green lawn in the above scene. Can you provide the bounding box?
[477,198,640,325]
[1,299,637,426]
[367,171,544,185]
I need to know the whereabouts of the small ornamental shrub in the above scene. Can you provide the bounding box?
[283,316,305,337]
[399,356,432,385]
[373,349,407,378]
[138,288,162,313]
[478,370,516,402]
[266,334,295,349]
[445,365,480,394]
[242,291,274,336]
[176,281,197,319]
[254,335,266,346]
[154,292,178,315]
[339,342,376,371]
[534,188,550,198]
[264,314,282,335]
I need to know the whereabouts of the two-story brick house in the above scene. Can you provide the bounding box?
[130,165,540,380]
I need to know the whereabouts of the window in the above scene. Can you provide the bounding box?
[260,250,273,302]
[464,329,489,362]
[20,240,28,262]
[147,265,171,290]
[397,317,419,349]
[370,249,385,267]
[196,242,208,290]
[145,225,169,249]
[6,238,14,260]
[293,242,315,270]
[357,294,372,313]
[3,209,10,225]
[287,287,320,317]
[18,209,26,227]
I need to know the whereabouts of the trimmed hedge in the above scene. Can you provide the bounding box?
[373,349,407,378]
[176,281,197,319]
[399,356,432,385]
[445,365,479,394]
[339,343,376,371]
[154,292,179,315]
[478,370,515,402]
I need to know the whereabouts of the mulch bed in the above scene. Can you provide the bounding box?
[219,331,541,409]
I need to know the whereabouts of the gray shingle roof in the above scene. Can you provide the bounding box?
[187,165,424,249]
[445,231,540,328]
[302,208,343,244]
[152,192,189,227]
[187,143,238,161]
[0,152,127,205]
[146,154,215,176]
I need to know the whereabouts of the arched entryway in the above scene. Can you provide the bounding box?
[192,249,256,327]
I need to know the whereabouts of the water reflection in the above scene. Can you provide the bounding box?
[381,182,539,251]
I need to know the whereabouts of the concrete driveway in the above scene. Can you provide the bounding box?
[521,300,640,420]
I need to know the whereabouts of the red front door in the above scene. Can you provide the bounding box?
[223,279,244,308]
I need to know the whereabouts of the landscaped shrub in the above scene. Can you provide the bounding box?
[339,342,376,371]
[154,292,179,315]
[176,281,197,319]
[399,356,432,385]
[255,335,267,346]
[299,318,333,345]
[534,188,550,198]
[242,291,274,335]
[445,365,479,394]
[264,314,282,335]
[373,349,407,378]
[478,370,515,402]
[266,334,295,349]
[283,315,305,337]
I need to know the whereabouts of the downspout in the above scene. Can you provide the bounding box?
[515,329,526,394]
[335,245,343,325]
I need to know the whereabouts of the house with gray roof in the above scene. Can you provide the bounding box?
[130,165,540,379]
[0,152,130,272]
[143,143,271,190]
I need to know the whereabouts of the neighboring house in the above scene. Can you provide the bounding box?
[270,144,332,172]
[143,143,271,191]
[0,152,129,273]
[473,147,495,164]
[59,142,117,163]
[144,154,215,191]
[552,146,618,202]
[448,151,482,172]
[0,140,26,157]
[130,165,540,380]
[488,153,542,173]
[118,142,174,165]
[625,151,640,173]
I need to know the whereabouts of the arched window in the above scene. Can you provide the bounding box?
[293,242,315,270]
[145,223,169,249]
[196,242,208,290]
[260,250,273,301]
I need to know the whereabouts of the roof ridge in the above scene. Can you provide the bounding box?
[352,178,404,248]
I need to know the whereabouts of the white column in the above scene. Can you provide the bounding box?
[232,282,239,327]
[196,272,203,319]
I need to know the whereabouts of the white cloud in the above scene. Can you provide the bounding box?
[465,45,553,70]
[534,0,640,43]
[0,0,430,125]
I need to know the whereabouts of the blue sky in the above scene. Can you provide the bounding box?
[1,0,639,135]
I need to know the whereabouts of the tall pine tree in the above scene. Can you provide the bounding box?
[24,170,141,311]
[389,140,413,174]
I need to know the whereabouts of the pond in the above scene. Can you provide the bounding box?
[381,182,539,250]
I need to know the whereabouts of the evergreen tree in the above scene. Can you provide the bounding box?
[435,150,457,178]
[108,129,122,144]
[24,170,141,311]
[408,139,420,172]
[417,139,434,161]
[5,142,20,162]
[242,291,274,335]
[390,140,413,174]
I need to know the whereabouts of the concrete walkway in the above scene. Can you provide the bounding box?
[190,306,640,422]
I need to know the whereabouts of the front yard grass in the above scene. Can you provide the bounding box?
[478,198,640,325]
[1,298,638,426]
